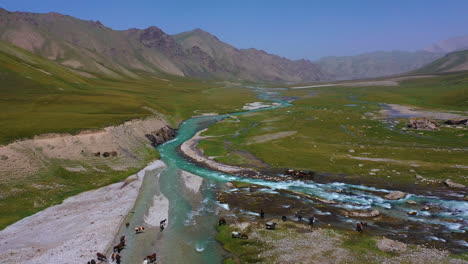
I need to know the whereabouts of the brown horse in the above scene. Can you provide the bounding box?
[147,253,157,263]
[113,241,125,253]
[135,226,145,233]
[96,252,107,261]
[115,254,121,264]
[356,223,363,233]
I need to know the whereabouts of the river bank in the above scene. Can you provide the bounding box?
[0,160,166,263]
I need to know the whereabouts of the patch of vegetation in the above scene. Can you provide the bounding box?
[199,73,468,186]
[216,225,265,264]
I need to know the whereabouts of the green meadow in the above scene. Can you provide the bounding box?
[199,72,468,186]
[0,41,259,229]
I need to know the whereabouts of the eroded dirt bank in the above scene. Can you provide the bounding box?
[0,117,175,180]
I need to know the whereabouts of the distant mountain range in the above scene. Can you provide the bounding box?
[0,8,326,83]
[0,8,467,83]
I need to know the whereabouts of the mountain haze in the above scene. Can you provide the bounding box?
[414,49,468,74]
[316,50,443,81]
[0,8,327,83]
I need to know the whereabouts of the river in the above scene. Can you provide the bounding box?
[120,87,467,263]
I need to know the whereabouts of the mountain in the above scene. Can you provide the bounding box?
[425,35,468,53]
[316,50,443,81]
[414,49,468,74]
[0,8,327,83]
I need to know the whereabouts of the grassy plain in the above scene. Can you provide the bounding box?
[0,41,259,229]
[199,73,468,186]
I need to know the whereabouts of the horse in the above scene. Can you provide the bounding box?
[113,241,125,253]
[356,222,363,233]
[96,252,107,261]
[120,235,126,243]
[142,258,148,264]
[218,217,226,226]
[260,209,265,219]
[281,216,287,221]
[160,224,165,232]
[125,222,130,228]
[308,217,315,225]
[135,226,145,233]
[90,260,96,264]
[231,231,241,238]
[240,234,249,239]
[111,253,116,262]
[115,254,121,264]
[147,253,157,263]
[160,219,167,225]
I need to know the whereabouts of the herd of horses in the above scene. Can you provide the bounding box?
[224,209,369,242]
[86,220,165,264]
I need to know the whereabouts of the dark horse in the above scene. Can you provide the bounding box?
[96,252,107,261]
[218,217,227,226]
[113,241,125,253]
[147,253,157,263]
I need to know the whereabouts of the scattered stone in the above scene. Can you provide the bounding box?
[407,211,417,216]
[407,200,417,205]
[464,196,468,201]
[422,206,430,211]
[385,191,407,200]
[225,182,235,188]
[348,149,355,153]
[407,118,438,130]
[443,179,465,188]
[377,238,407,253]
[0,155,8,160]
[370,169,380,172]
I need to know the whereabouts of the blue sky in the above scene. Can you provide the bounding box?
[1,0,468,60]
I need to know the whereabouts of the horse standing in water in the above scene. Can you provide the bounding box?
[147,253,157,263]
[135,226,145,233]
[96,252,107,261]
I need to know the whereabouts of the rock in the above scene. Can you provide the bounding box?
[0,155,8,160]
[444,119,467,125]
[443,179,465,188]
[385,191,407,200]
[348,149,355,153]
[407,200,417,205]
[377,238,407,253]
[407,211,417,216]
[407,118,438,130]
[464,196,468,201]
[225,182,235,188]
[345,209,380,218]
[422,206,430,211]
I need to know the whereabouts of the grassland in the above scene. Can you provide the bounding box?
[0,41,258,145]
[0,41,259,229]
[198,73,468,186]
[216,219,465,264]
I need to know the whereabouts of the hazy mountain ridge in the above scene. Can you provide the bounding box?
[0,8,327,83]
[425,35,468,53]
[316,50,443,81]
[414,49,468,74]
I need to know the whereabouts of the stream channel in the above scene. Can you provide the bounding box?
[114,87,467,263]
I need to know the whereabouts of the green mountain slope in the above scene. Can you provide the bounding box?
[0,9,327,83]
[414,49,468,74]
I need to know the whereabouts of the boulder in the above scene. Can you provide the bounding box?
[407,118,438,130]
[444,119,467,125]
[385,191,407,200]
[443,179,465,188]
[406,200,417,205]
[345,209,380,218]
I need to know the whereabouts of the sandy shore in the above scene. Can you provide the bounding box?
[0,160,166,264]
